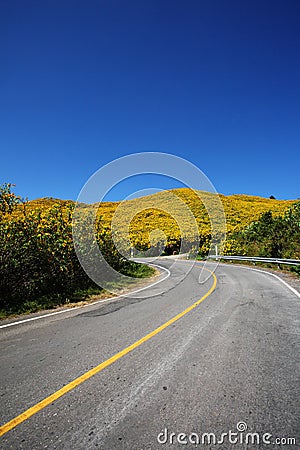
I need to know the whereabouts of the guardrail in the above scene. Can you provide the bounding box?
[207,255,300,266]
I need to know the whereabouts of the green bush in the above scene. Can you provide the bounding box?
[0,196,149,315]
[227,201,300,260]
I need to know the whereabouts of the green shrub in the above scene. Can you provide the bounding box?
[0,198,146,314]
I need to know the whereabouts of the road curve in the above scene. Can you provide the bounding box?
[0,260,299,449]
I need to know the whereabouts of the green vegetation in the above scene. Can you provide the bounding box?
[0,184,154,318]
[0,183,23,214]
[227,201,300,260]
[291,266,300,277]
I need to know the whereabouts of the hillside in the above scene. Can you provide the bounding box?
[10,189,294,255]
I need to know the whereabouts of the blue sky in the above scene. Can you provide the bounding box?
[1,0,299,201]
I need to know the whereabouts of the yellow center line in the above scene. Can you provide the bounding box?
[0,269,217,438]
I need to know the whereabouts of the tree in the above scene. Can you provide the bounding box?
[0,183,22,214]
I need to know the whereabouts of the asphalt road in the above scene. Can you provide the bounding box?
[0,259,299,449]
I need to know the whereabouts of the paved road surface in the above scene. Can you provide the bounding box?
[0,260,299,449]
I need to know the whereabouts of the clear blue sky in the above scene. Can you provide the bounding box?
[1,0,299,201]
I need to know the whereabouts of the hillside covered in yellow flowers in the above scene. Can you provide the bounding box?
[15,188,294,255]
